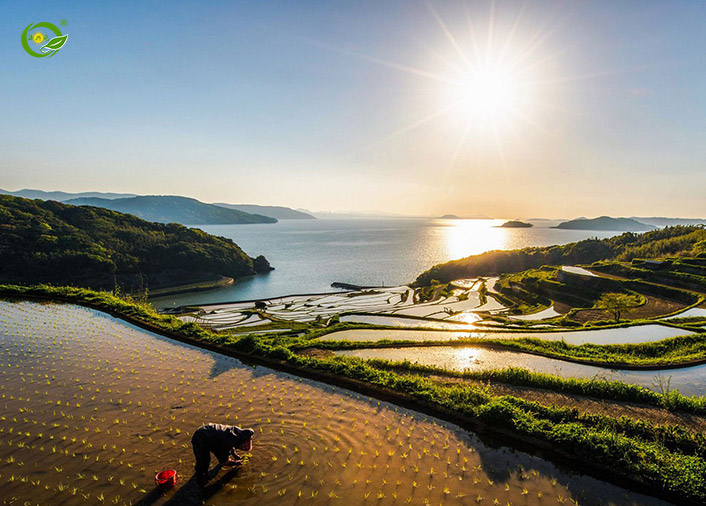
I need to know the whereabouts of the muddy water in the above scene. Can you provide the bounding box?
[0,301,673,505]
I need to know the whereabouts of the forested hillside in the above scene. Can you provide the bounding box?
[414,226,706,285]
[0,195,272,291]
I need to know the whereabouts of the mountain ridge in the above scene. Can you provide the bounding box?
[213,203,315,220]
[65,196,277,225]
[0,188,136,201]
[0,188,309,221]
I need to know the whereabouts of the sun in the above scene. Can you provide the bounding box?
[32,32,45,44]
[321,1,555,162]
[455,66,523,123]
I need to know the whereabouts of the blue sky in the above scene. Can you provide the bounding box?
[1,1,705,218]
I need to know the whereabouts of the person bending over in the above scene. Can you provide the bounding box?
[191,423,254,482]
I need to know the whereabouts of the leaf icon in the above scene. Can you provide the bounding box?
[43,34,68,51]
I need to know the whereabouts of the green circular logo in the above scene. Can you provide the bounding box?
[22,22,68,58]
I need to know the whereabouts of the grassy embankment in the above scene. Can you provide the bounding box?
[2,284,706,505]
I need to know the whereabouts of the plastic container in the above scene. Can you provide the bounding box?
[155,469,177,488]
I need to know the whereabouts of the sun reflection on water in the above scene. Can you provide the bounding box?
[460,348,481,365]
[442,219,507,260]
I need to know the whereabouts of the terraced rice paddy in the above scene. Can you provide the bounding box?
[508,306,562,321]
[560,266,597,277]
[339,314,479,329]
[0,300,675,505]
[319,324,693,345]
[179,283,498,330]
[336,347,706,397]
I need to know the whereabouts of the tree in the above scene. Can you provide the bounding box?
[595,292,637,323]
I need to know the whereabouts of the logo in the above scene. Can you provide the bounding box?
[22,21,68,58]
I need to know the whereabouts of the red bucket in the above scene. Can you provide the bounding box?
[155,469,177,488]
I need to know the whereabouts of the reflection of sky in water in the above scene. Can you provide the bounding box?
[338,347,706,397]
[443,311,483,324]
[321,325,692,345]
[340,314,476,329]
[664,307,706,319]
[561,265,598,277]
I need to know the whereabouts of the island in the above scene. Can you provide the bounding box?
[553,216,655,232]
[499,220,533,228]
[438,214,460,219]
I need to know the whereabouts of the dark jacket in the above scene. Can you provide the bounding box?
[192,424,254,463]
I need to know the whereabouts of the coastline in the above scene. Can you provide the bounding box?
[145,275,235,297]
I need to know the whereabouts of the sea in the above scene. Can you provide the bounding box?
[150,218,620,308]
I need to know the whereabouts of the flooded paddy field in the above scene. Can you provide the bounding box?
[508,306,562,321]
[175,282,498,331]
[663,306,706,320]
[340,314,479,330]
[319,324,693,345]
[337,347,706,397]
[0,301,675,505]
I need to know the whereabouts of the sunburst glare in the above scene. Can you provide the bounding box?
[336,0,559,172]
[451,64,531,131]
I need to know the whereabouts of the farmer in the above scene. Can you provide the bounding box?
[191,423,254,482]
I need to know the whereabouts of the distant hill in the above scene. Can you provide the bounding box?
[0,188,308,221]
[438,214,491,220]
[309,210,412,219]
[632,217,706,227]
[554,216,655,232]
[499,220,533,228]
[0,188,136,201]
[65,196,277,225]
[214,203,315,220]
[0,195,272,292]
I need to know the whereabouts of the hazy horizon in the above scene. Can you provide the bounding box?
[4,186,706,222]
[3,1,705,217]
